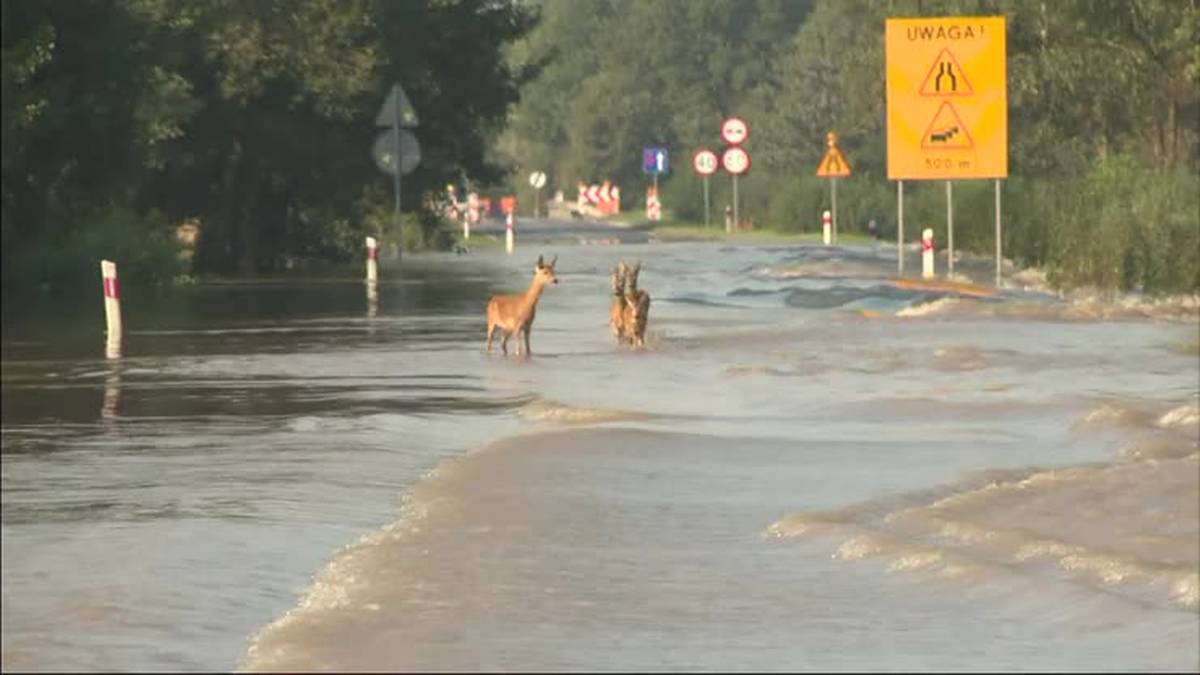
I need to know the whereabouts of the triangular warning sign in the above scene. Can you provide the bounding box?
[921,101,974,149]
[816,146,851,177]
[376,83,419,128]
[919,48,974,97]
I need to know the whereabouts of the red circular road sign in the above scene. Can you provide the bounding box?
[722,146,751,175]
[693,149,719,176]
[721,117,749,145]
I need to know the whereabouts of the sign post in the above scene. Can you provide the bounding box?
[816,131,852,245]
[886,17,1007,282]
[373,83,420,262]
[692,149,718,226]
[721,117,749,233]
[529,171,547,218]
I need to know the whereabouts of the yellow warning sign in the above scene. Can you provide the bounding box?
[817,131,851,177]
[886,17,1007,180]
[817,146,851,177]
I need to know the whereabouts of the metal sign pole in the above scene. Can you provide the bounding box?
[897,180,905,276]
[391,84,402,261]
[703,177,710,227]
[831,177,838,245]
[733,174,739,232]
[995,179,1002,286]
[947,180,954,277]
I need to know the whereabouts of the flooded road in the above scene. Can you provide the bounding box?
[2,235,1197,671]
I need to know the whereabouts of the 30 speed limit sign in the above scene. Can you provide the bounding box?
[693,149,719,175]
[722,146,750,175]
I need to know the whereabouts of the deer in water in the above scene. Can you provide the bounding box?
[486,254,558,356]
[610,261,628,341]
[611,260,650,348]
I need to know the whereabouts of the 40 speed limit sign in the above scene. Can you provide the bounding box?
[693,149,718,175]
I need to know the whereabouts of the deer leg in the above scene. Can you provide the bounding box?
[486,322,496,353]
[500,331,510,356]
[523,326,532,356]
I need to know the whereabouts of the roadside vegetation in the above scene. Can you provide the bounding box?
[498,0,1199,294]
[3,0,1196,302]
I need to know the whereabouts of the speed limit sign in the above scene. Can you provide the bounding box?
[693,149,719,176]
[722,146,751,175]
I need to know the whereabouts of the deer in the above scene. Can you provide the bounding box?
[610,261,628,341]
[486,254,558,357]
[617,260,650,348]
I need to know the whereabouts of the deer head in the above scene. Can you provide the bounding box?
[624,260,641,295]
[535,254,558,285]
[613,262,627,296]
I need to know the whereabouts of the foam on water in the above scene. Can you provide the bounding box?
[769,401,1200,610]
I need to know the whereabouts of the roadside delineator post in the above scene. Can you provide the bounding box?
[365,236,379,284]
[922,228,935,279]
[822,210,832,246]
[501,195,517,255]
[100,260,122,358]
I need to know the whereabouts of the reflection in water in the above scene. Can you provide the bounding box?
[366,280,378,319]
[101,359,122,421]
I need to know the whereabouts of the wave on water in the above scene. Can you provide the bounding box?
[519,398,653,425]
[767,400,1200,610]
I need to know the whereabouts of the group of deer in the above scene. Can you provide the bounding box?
[484,255,650,357]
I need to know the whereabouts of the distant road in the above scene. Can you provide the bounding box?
[468,214,651,246]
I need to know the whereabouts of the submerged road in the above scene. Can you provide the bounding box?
[466,214,652,246]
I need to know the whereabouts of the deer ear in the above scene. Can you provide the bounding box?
[536,254,544,267]
[550,255,557,267]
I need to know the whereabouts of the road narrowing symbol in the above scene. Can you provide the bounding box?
[919,49,974,96]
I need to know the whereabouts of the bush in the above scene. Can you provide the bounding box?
[4,205,183,298]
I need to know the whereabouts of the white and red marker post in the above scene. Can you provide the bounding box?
[100,260,123,358]
[822,210,832,246]
[365,236,379,284]
[922,228,935,279]
[501,195,517,255]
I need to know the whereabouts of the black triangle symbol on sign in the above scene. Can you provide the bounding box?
[376,84,419,128]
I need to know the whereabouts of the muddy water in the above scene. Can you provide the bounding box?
[2,241,1197,672]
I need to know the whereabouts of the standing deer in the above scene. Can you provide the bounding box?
[611,261,628,341]
[624,261,651,347]
[486,254,558,356]
[617,260,650,348]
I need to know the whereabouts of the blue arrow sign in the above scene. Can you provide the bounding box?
[643,147,669,175]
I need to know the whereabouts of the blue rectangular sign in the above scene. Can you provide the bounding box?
[643,147,669,175]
